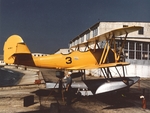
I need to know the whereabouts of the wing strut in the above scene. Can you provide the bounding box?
[103,68,113,79]
[100,68,107,79]
[99,33,114,64]
[115,67,122,77]
[99,42,109,64]
[122,65,126,77]
[116,32,128,61]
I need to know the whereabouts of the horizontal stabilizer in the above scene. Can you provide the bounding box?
[11,53,35,66]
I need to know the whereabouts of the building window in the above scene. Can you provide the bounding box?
[129,51,134,59]
[124,42,129,58]
[136,42,142,60]
[135,42,142,59]
[124,42,135,59]
[79,38,81,44]
[129,42,135,59]
[125,41,150,60]
[143,52,148,60]
[93,27,98,37]
[81,35,84,42]
[124,51,128,58]
[138,27,144,35]
[86,32,90,41]
[123,25,128,27]
[75,39,79,45]
[72,42,75,46]
[143,43,148,51]
[136,42,142,50]
[142,43,148,60]
[117,40,150,60]
[136,51,141,59]
[70,43,72,47]
[129,42,134,50]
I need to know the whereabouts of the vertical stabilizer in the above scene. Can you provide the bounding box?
[3,35,31,64]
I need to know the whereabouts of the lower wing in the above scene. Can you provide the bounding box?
[66,62,129,70]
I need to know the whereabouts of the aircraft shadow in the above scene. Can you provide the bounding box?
[16,108,51,113]
[16,105,90,113]
[19,87,150,113]
[97,90,142,110]
[18,90,90,113]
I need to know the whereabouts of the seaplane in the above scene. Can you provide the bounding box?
[3,26,142,95]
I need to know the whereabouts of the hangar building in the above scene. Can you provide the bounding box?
[69,22,150,78]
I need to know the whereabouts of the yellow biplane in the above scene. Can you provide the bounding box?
[3,26,142,95]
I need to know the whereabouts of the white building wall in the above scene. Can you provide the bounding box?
[125,59,150,78]
[126,64,150,78]
[0,60,6,66]
[99,22,150,38]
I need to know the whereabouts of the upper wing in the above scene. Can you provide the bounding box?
[66,62,129,70]
[71,26,142,48]
[89,26,142,42]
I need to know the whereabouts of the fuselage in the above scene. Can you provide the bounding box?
[32,49,103,69]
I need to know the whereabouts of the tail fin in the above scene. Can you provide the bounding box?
[3,35,31,64]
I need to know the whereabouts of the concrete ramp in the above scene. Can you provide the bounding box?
[0,66,45,87]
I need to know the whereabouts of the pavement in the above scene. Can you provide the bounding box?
[0,66,150,113]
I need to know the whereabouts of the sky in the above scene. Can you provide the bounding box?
[0,0,150,54]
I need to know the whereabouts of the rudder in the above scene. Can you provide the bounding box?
[3,35,31,64]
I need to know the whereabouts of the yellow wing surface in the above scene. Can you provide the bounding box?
[66,62,129,70]
[88,26,142,42]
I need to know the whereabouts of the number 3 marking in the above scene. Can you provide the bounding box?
[66,57,72,64]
